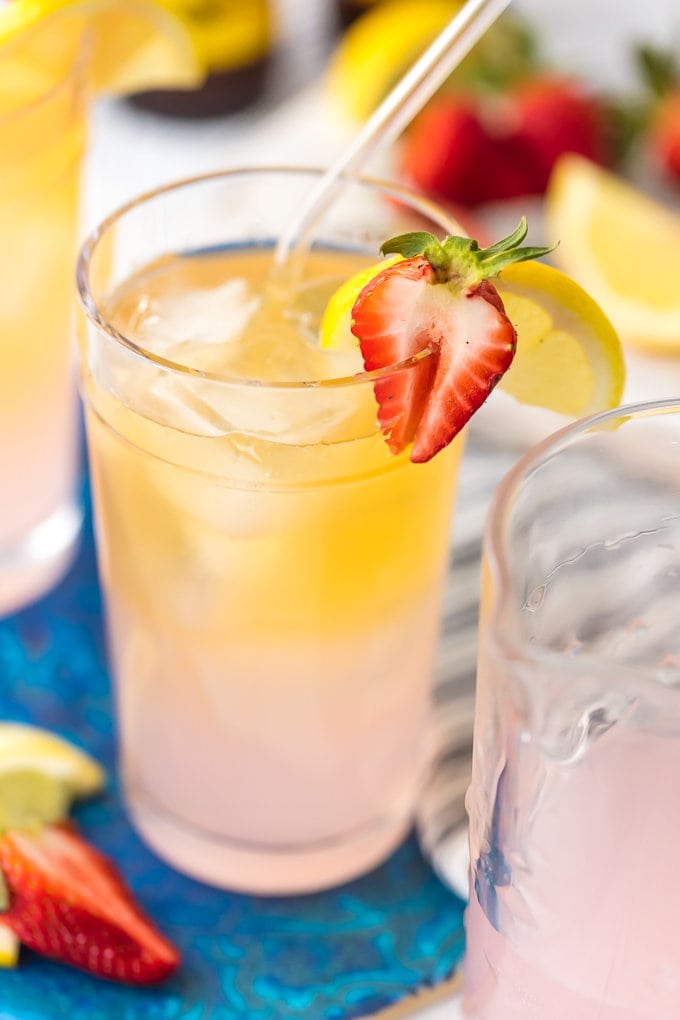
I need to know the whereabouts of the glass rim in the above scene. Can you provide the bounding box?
[485,396,680,679]
[0,25,89,127]
[76,165,461,391]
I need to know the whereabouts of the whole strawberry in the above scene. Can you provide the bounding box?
[401,80,609,206]
[351,220,552,462]
[637,47,680,186]
[509,76,610,192]
[400,97,538,206]
[651,92,680,180]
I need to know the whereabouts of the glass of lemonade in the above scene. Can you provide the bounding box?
[76,168,465,894]
[465,398,680,1019]
[0,27,87,614]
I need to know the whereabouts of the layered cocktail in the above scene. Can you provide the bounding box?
[77,169,466,892]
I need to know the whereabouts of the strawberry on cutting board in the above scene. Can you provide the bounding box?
[351,219,552,462]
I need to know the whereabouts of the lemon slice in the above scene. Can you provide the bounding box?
[0,723,105,799]
[320,256,402,350]
[546,155,680,354]
[495,260,625,417]
[327,0,462,121]
[320,258,625,419]
[0,0,202,96]
[0,924,19,969]
[327,0,534,122]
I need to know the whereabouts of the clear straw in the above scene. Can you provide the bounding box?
[274,0,513,265]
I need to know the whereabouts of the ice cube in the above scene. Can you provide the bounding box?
[136,278,261,357]
[143,368,375,446]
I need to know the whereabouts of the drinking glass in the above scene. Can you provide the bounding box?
[0,27,87,614]
[76,168,464,894]
[465,398,680,1019]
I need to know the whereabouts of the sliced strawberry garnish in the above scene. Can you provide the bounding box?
[351,220,552,463]
[353,254,438,454]
[0,824,179,985]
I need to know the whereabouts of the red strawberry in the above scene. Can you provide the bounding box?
[509,76,609,191]
[651,91,680,181]
[401,97,539,206]
[0,824,180,984]
[351,221,551,463]
[401,80,609,206]
[635,46,680,185]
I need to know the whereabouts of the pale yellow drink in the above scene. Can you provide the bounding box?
[0,37,86,613]
[78,169,463,893]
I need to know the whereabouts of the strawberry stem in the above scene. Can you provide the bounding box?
[381,219,554,291]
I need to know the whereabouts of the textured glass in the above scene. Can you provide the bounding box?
[464,400,680,1020]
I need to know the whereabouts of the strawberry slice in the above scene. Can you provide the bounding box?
[351,220,552,462]
[0,824,180,985]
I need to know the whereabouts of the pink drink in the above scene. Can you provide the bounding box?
[465,723,680,1018]
[464,406,680,1019]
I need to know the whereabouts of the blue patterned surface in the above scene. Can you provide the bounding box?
[0,493,465,1019]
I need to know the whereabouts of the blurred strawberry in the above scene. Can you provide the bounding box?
[651,92,680,180]
[401,79,609,207]
[401,96,538,206]
[509,76,610,191]
[636,46,680,185]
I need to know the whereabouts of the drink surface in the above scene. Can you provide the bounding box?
[85,245,462,891]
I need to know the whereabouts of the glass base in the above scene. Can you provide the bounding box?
[127,784,411,895]
[0,500,82,618]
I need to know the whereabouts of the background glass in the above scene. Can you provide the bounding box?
[0,29,86,615]
[77,168,464,894]
[465,398,680,1019]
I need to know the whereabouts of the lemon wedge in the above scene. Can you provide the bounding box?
[0,723,105,799]
[327,0,460,122]
[495,260,625,417]
[0,924,19,969]
[0,0,202,96]
[320,257,625,419]
[327,0,534,122]
[546,155,680,354]
[320,256,402,350]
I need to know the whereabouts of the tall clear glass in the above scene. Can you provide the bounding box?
[0,28,87,614]
[465,398,680,1019]
[77,168,464,894]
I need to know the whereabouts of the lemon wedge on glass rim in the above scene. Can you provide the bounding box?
[0,0,202,96]
[321,257,625,421]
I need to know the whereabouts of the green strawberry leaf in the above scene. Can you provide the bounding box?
[637,45,678,98]
[380,232,441,259]
[380,220,554,289]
